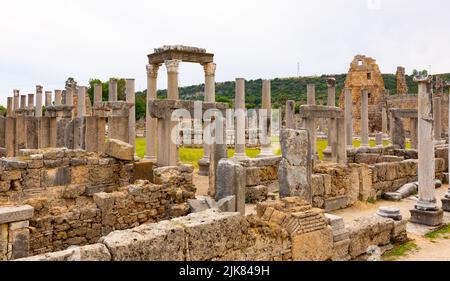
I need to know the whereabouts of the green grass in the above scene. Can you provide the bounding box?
[382,242,419,261]
[136,137,408,168]
[425,225,450,240]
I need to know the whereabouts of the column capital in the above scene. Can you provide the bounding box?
[36,85,43,94]
[13,89,20,97]
[165,59,181,73]
[203,62,216,76]
[327,78,336,88]
[414,75,432,84]
[146,64,161,78]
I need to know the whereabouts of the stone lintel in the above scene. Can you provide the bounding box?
[148,50,214,65]
[148,100,228,119]
[299,105,344,119]
[0,205,34,224]
[389,108,418,119]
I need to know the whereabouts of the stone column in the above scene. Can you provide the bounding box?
[35,86,43,117]
[65,87,74,106]
[410,118,418,149]
[145,64,160,161]
[27,94,34,113]
[285,100,295,129]
[20,95,27,110]
[45,91,52,107]
[382,106,388,135]
[198,62,217,174]
[234,78,247,159]
[54,90,62,106]
[165,60,181,100]
[433,96,442,141]
[325,78,336,154]
[410,76,443,226]
[307,84,316,105]
[444,84,450,212]
[344,88,353,147]
[126,78,136,158]
[360,89,369,147]
[7,97,13,117]
[13,90,20,113]
[258,79,273,157]
[109,79,118,102]
[376,132,383,147]
[93,84,102,105]
[77,87,86,118]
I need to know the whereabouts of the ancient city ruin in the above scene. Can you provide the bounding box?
[0,45,450,263]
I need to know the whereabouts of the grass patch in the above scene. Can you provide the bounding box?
[366,197,377,204]
[382,242,419,261]
[425,225,450,240]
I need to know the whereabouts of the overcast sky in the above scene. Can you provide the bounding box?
[0,0,449,105]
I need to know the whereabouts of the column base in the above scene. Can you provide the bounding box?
[442,197,450,212]
[198,158,210,176]
[410,208,443,227]
[144,155,157,161]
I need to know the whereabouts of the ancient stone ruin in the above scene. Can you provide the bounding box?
[1,47,450,262]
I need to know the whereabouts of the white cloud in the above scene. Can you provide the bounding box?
[1,0,449,105]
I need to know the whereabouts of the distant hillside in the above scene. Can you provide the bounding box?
[153,73,450,109]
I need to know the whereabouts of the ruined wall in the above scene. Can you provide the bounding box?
[237,156,281,203]
[339,55,386,133]
[0,148,196,258]
[386,94,449,136]
[18,197,407,261]
[396,67,408,95]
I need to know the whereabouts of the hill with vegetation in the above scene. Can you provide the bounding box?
[80,72,450,119]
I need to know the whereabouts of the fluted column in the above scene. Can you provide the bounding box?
[145,64,160,161]
[126,78,136,158]
[410,75,443,226]
[360,89,369,147]
[20,95,27,110]
[258,79,273,157]
[234,78,247,159]
[35,86,43,117]
[165,60,181,100]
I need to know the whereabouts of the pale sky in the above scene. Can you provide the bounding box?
[0,0,449,105]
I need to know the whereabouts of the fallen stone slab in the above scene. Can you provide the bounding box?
[105,138,134,161]
[16,244,111,261]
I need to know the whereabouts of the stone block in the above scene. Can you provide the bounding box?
[311,174,325,197]
[279,159,311,202]
[291,227,333,261]
[9,221,29,231]
[9,228,29,259]
[245,185,268,203]
[216,196,236,213]
[132,161,154,183]
[355,153,379,165]
[43,148,65,160]
[71,166,89,185]
[410,208,443,227]
[325,196,348,212]
[100,220,186,261]
[172,210,247,261]
[105,139,134,161]
[0,181,10,192]
[1,170,22,181]
[63,184,86,199]
[332,239,351,261]
[215,159,246,215]
[16,243,111,261]
[23,169,41,190]
[279,129,310,166]
[188,198,210,213]
[0,205,34,224]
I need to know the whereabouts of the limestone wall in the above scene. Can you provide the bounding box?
[17,197,407,261]
[237,156,281,203]
[0,148,196,258]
